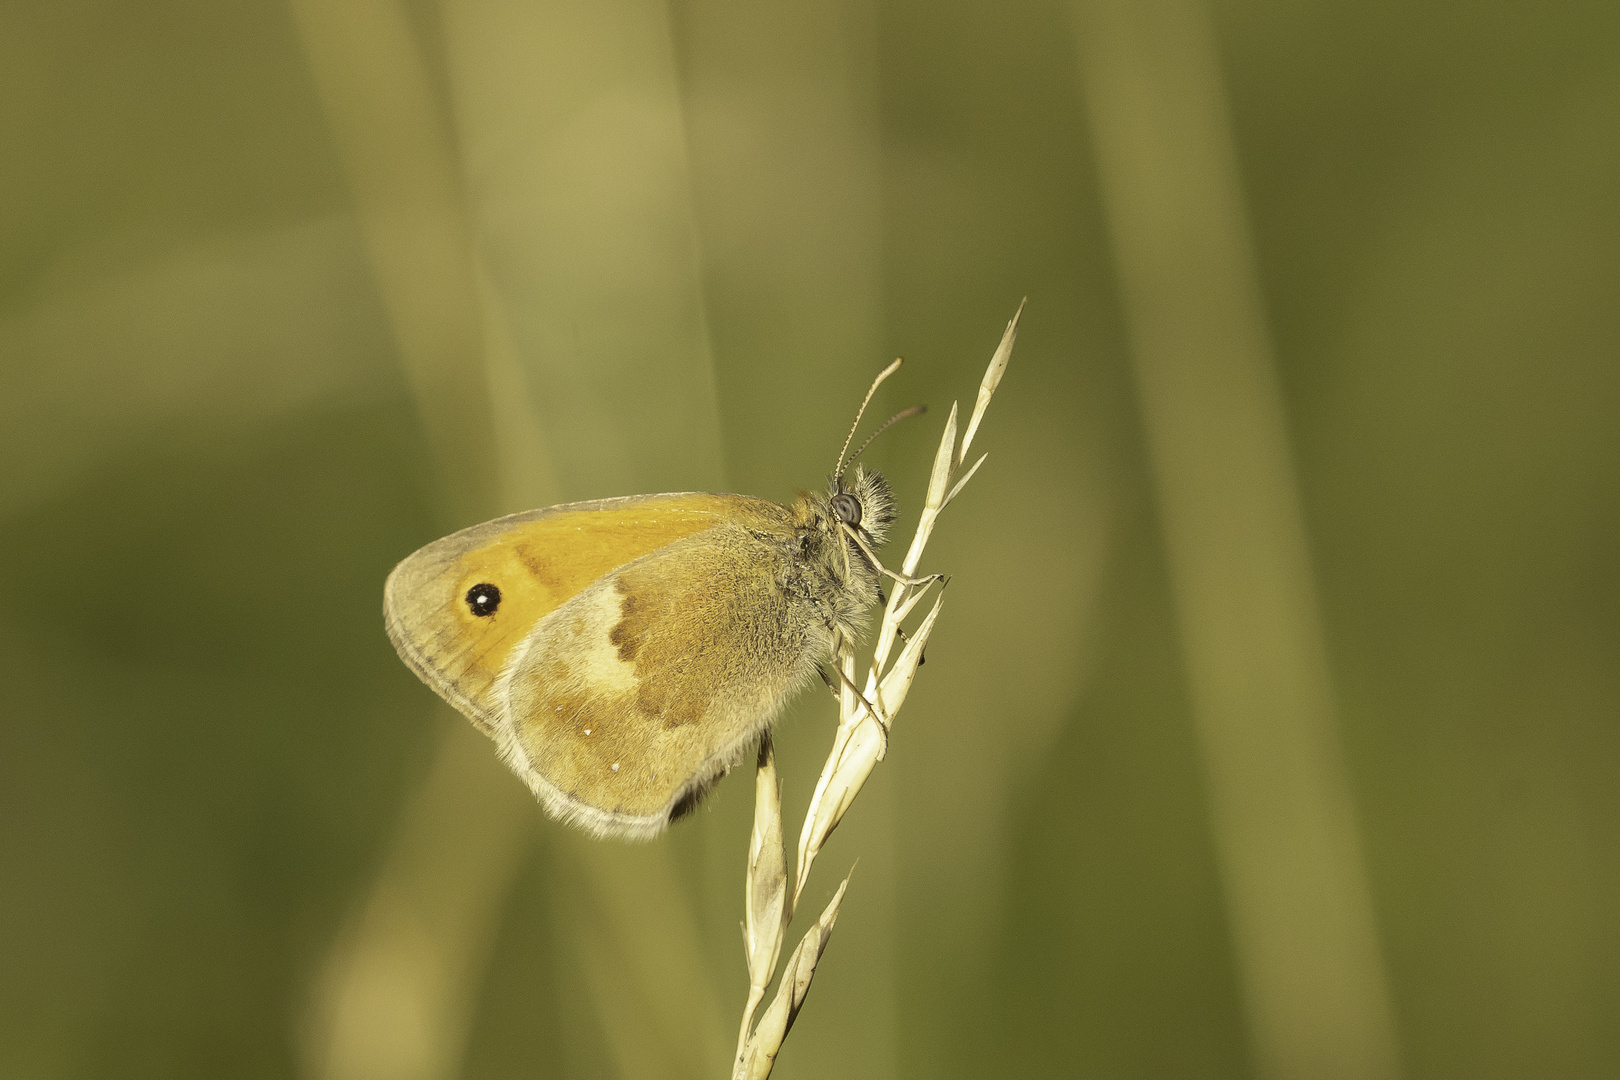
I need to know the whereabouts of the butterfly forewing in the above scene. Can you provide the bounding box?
[383,493,785,732]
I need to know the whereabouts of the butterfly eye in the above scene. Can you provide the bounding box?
[465,583,501,617]
[831,492,862,527]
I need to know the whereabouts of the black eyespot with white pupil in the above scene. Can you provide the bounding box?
[466,583,501,617]
[831,492,862,527]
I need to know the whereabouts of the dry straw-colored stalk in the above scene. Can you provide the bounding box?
[731,303,1024,1079]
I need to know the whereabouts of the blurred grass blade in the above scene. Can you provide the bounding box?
[437,0,735,1073]
[1072,2,1402,1079]
[287,5,537,1080]
[439,0,728,498]
[287,0,498,525]
[305,717,532,1080]
[559,836,729,1080]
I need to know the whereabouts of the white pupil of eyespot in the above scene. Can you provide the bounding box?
[611,763,619,772]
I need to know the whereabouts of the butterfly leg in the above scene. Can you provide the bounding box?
[817,664,842,701]
[842,523,944,589]
[825,652,893,758]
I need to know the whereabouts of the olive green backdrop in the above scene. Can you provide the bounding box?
[1,2,1616,1079]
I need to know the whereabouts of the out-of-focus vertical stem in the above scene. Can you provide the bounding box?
[439,0,728,499]
[552,834,728,1080]
[437,2,732,1076]
[295,0,729,1076]
[670,6,892,1075]
[305,717,533,1080]
[289,0,500,524]
[288,3,544,1080]
[1071,3,1402,1080]
[672,0,885,489]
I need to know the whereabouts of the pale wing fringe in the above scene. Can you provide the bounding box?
[731,305,1023,1077]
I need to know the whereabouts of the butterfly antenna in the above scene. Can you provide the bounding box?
[834,358,904,481]
[851,404,927,465]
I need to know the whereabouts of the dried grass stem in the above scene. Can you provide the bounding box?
[729,303,1023,1078]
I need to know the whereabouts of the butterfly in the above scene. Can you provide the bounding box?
[384,372,919,840]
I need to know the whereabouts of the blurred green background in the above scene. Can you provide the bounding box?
[2,1,1616,1079]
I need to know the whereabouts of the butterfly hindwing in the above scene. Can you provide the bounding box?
[496,521,827,838]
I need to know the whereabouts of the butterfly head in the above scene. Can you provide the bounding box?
[788,465,894,635]
[827,465,895,549]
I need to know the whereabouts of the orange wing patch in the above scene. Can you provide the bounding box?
[384,493,790,731]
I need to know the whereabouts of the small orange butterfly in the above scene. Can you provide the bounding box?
[385,372,917,840]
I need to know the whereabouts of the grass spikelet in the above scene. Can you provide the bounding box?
[729,304,1023,1077]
